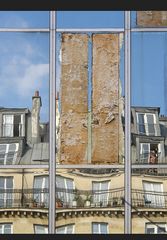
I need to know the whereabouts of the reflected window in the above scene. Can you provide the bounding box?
[56,224,75,234]
[2,114,24,137]
[140,143,160,164]
[0,223,12,234]
[136,113,157,136]
[34,225,48,234]
[146,223,167,234]
[33,176,48,207]
[143,181,165,208]
[0,177,13,208]
[92,222,108,234]
[56,176,74,208]
[0,143,19,165]
[92,181,109,207]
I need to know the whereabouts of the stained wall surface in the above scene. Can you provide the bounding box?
[137,11,167,27]
[60,33,121,164]
[92,34,120,164]
[60,34,88,164]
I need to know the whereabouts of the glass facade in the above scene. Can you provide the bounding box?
[0,10,167,234]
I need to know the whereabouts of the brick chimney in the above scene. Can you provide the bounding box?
[31,90,42,143]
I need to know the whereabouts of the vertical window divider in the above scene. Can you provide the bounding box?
[125,11,131,234]
[49,11,56,234]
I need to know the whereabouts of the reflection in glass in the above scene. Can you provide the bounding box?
[56,32,124,165]
[131,11,167,28]
[0,169,49,234]
[0,11,49,28]
[57,11,124,28]
[0,33,49,165]
[131,169,167,233]
[56,168,124,234]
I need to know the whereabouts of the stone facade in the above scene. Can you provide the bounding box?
[60,34,88,164]
[60,33,122,164]
[137,11,167,27]
[92,34,120,164]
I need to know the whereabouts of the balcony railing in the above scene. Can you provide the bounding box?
[0,188,49,209]
[0,188,167,210]
[137,152,160,164]
[56,187,167,209]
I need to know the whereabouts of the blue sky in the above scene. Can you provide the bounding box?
[0,11,166,122]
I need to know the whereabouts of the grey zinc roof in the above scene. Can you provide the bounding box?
[19,142,49,165]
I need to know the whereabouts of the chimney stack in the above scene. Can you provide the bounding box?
[31,90,42,144]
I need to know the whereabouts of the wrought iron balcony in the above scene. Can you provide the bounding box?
[0,188,167,210]
[137,152,160,164]
[0,188,49,209]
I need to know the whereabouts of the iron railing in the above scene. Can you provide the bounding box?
[0,188,167,210]
[0,188,49,209]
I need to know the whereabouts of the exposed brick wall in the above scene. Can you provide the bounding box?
[137,11,167,27]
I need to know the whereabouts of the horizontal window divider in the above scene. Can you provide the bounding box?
[132,164,167,168]
[0,165,49,169]
[56,164,124,169]
[131,28,167,32]
[56,28,125,33]
[0,28,50,32]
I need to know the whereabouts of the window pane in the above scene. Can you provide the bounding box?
[0,11,49,28]
[57,11,124,28]
[131,11,167,28]
[132,169,167,233]
[146,227,155,234]
[56,168,124,234]
[4,224,12,234]
[101,223,108,234]
[56,31,125,165]
[0,32,49,166]
[92,223,98,233]
[0,169,49,234]
[34,225,48,234]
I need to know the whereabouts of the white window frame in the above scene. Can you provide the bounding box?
[140,143,161,163]
[92,181,110,207]
[146,223,167,234]
[0,223,13,234]
[56,176,75,206]
[56,224,75,234]
[2,114,24,137]
[34,225,48,234]
[136,112,157,136]
[92,222,108,234]
[0,143,19,165]
[0,177,14,208]
[143,181,165,208]
[33,176,49,206]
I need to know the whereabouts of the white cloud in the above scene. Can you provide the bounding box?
[1,15,29,28]
[17,63,49,97]
[0,32,49,121]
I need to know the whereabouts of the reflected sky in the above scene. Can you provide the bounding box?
[0,33,49,122]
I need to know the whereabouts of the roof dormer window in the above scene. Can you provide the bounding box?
[2,114,23,137]
[136,113,157,136]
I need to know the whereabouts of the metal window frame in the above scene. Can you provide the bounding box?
[1,10,167,235]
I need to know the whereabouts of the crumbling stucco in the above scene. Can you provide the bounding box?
[60,34,88,164]
[91,34,120,164]
[137,11,167,27]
